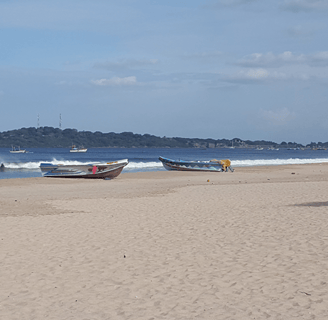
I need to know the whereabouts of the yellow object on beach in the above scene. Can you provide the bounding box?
[220,159,231,171]
[210,159,231,171]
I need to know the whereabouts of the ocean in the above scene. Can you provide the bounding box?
[1,147,328,180]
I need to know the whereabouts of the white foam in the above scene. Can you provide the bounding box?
[2,159,101,170]
[3,161,41,169]
[126,161,163,169]
[232,158,328,167]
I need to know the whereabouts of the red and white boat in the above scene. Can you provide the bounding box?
[40,159,128,179]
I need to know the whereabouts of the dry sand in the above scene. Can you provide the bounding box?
[1,164,328,319]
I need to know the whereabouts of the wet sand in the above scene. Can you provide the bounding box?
[1,164,328,319]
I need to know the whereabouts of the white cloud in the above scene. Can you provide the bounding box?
[237,51,305,67]
[237,51,328,67]
[311,52,328,65]
[91,76,137,86]
[221,65,314,85]
[242,68,270,79]
[281,0,328,12]
[225,68,288,83]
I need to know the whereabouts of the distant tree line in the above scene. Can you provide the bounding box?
[0,126,325,149]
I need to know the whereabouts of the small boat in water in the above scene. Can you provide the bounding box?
[10,146,27,153]
[70,145,87,153]
[159,156,233,172]
[40,159,128,179]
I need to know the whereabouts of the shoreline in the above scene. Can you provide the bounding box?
[1,161,328,182]
[1,163,328,319]
[1,159,328,180]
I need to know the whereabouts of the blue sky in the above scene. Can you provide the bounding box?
[1,0,328,144]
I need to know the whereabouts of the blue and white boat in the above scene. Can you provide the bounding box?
[159,156,233,172]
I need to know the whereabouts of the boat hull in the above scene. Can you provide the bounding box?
[159,156,233,172]
[40,159,128,179]
[69,149,87,153]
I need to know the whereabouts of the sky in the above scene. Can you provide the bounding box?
[0,0,328,144]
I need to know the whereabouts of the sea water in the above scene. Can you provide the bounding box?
[1,147,328,180]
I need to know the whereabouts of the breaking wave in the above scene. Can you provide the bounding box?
[233,158,328,167]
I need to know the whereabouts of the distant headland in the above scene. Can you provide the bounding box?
[0,127,326,149]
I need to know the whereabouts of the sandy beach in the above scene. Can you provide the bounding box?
[1,164,328,319]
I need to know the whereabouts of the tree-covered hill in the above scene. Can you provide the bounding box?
[0,127,199,148]
[0,126,324,149]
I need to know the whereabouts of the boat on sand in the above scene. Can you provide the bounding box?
[159,156,233,172]
[40,159,128,179]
